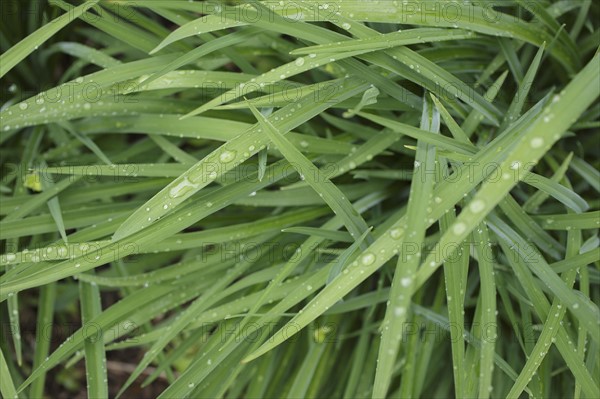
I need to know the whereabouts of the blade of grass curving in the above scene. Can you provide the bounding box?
[343,305,377,399]
[2,4,598,397]
[291,27,478,55]
[141,28,261,88]
[460,70,508,138]
[514,0,579,66]
[415,53,600,335]
[327,228,371,284]
[111,77,369,241]
[182,47,370,118]
[57,122,112,165]
[38,160,68,243]
[141,328,206,387]
[522,170,589,213]
[79,274,109,399]
[1,53,181,131]
[533,211,600,230]
[412,286,445,398]
[162,194,387,398]
[286,339,328,399]
[40,164,190,178]
[241,93,553,365]
[2,161,302,296]
[17,283,177,392]
[569,156,599,193]
[490,218,599,398]
[0,0,100,78]
[282,227,353,243]
[0,348,18,399]
[506,210,581,397]
[440,209,469,399]
[149,135,197,164]
[473,223,497,399]
[48,42,121,69]
[247,101,373,245]
[113,232,277,398]
[52,1,159,54]
[357,112,476,156]
[149,1,574,71]
[498,38,524,83]
[4,127,44,366]
[28,283,57,399]
[283,130,402,190]
[497,196,563,260]
[373,94,439,398]
[411,304,531,394]
[331,15,501,124]
[500,44,545,131]
[523,152,573,212]
[430,94,472,144]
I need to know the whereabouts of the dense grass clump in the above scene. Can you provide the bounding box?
[0,1,599,398]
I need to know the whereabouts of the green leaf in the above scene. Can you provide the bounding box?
[373,94,440,398]
[0,0,100,78]
[79,274,109,399]
[111,77,369,241]
[247,100,373,246]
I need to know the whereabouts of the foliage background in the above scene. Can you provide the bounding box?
[0,1,599,398]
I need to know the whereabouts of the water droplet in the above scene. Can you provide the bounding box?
[401,277,412,287]
[390,228,403,239]
[453,222,467,235]
[295,57,305,66]
[169,178,197,198]
[394,307,406,316]
[19,103,28,110]
[219,150,236,163]
[530,137,544,148]
[361,253,376,265]
[342,22,351,30]
[469,199,485,213]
